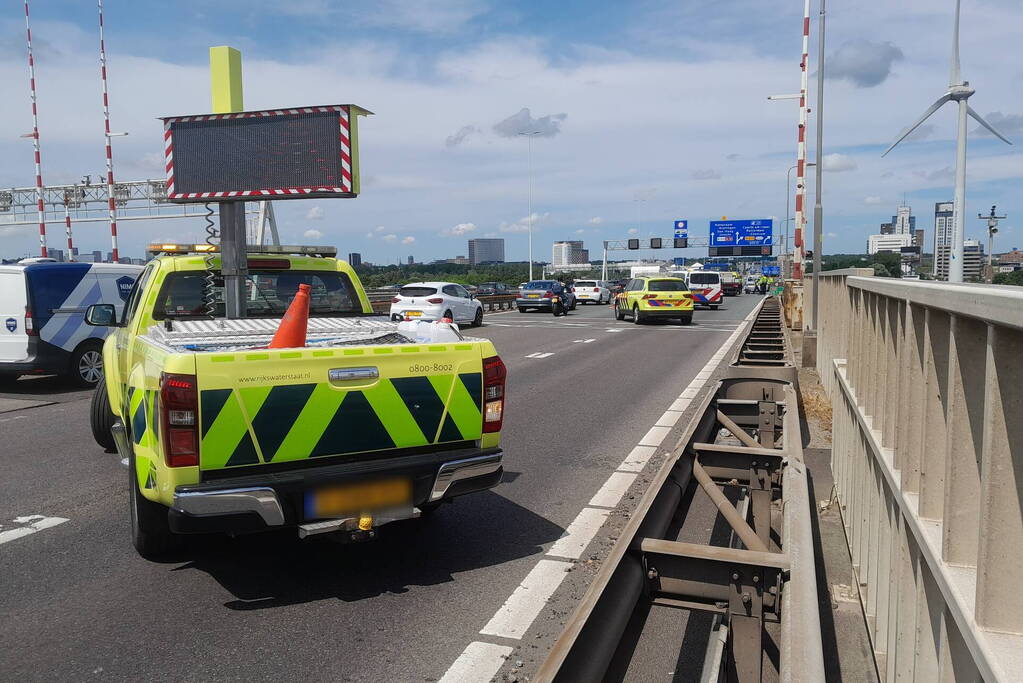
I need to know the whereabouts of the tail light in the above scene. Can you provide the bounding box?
[482,355,506,433]
[427,297,444,304]
[542,291,554,298]
[593,288,599,292]
[24,307,37,336]
[391,297,401,304]
[160,372,199,467]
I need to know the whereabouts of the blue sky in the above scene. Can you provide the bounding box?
[1,0,1021,262]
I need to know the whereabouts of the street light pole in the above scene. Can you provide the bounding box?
[519,131,542,281]
[785,162,815,280]
[811,0,826,333]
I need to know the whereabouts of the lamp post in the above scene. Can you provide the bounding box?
[811,0,827,332]
[518,131,542,281]
[785,162,815,278]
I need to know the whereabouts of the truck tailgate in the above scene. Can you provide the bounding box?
[194,343,485,471]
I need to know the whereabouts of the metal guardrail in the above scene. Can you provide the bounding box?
[535,297,824,683]
[813,271,1023,681]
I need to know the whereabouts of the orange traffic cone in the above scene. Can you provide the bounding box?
[268,283,311,349]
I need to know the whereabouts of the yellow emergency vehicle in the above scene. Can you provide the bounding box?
[87,244,506,557]
[613,276,694,325]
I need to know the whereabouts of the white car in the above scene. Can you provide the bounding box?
[572,279,611,304]
[389,281,484,327]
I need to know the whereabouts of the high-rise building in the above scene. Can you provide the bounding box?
[879,222,894,235]
[552,240,588,266]
[936,239,983,281]
[932,201,954,276]
[892,205,916,235]
[347,252,362,267]
[913,229,925,249]
[867,233,914,255]
[467,238,505,265]
[407,255,414,265]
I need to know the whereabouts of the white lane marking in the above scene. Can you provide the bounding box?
[618,444,657,473]
[605,328,624,332]
[588,472,638,508]
[547,507,611,560]
[524,352,555,359]
[680,386,701,399]
[668,398,691,412]
[638,425,671,447]
[479,559,573,639]
[572,338,596,343]
[439,642,514,683]
[0,515,69,545]
[120,458,129,467]
[655,410,683,428]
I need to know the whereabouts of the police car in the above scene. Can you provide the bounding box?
[0,260,142,387]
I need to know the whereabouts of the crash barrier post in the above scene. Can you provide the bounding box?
[536,297,825,683]
[815,275,1023,681]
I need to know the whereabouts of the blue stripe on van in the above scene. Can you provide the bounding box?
[47,281,104,350]
[24,263,92,329]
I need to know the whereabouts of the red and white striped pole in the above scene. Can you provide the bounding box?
[792,0,810,281]
[98,0,119,263]
[24,0,47,258]
[64,196,75,261]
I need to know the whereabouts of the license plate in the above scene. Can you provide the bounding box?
[305,478,412,518]
[526,294,540,299]
[404,310,423,317]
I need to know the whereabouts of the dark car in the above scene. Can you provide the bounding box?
[476,282,510,296]
[516,280,577,313]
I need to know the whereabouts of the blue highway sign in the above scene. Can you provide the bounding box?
[674,220,688,238]
[709,219,773,247]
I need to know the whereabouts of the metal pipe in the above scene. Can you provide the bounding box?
[692,459,768,553]
[98,0,119,263]
[716,409,761,449]
[811,0,826,330]
[23,0,47,258]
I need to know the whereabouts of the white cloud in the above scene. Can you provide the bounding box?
[402,236,416,244]
[303,229,323,239]
[365,232,375,239]
[442,222,477,236]
[493,108,567,138]
[500,212,547,233]
[374,226,386,233]
[305,206,325,220]
[588,216,603,225]
[973,112,1023,139]
[691,168,722,180]
[822,153,858,172]
[445,125,480,148]
[575,229,585,234]
[382,233,399,243]
[863,196,882,205]
[627,228,639,235]
[826,40,904,88]
[826,231,838,238]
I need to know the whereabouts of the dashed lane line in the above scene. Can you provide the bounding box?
[438,642,514,683]
[0,515,69,545]
[572,338,597,343]
[479,559,574,640]
[524,352,555,359]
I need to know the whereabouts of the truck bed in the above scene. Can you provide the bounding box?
[143,317,466,353]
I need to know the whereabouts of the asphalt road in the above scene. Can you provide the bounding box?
[0,294,762,682]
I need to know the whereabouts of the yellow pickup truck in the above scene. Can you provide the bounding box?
[87,244,505,557]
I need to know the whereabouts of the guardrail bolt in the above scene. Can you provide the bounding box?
[742,593,751,604]
[731,572,740,581]
[647,568,659,580]
[752,575,760,584]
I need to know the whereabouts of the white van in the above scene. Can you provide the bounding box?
[684,270,723,310]
[0,261,142,386]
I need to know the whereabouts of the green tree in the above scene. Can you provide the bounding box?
[993,270,1023,286]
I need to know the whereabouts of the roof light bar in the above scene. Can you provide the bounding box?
[146,244,338,257]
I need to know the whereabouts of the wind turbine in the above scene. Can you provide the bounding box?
[882,0,1012,283]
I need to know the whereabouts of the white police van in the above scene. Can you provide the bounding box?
[0,260,142,387]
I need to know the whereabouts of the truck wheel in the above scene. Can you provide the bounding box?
[472,308,484,327]
[129,451,180,559]
[517,307,526,313]
[69,341,105,388]
[90,385,117,452]
[710,305,720,311]
[614,301,626,320]
[632,305,643,324]
[680,314,693,326]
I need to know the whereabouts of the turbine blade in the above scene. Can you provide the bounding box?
[882,94,951,157]
[951,0,962,85]
[967,106,1013,145]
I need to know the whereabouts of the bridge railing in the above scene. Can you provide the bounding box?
[814,272,1023,682]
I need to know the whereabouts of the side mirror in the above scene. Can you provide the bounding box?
[85,303,119,327]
